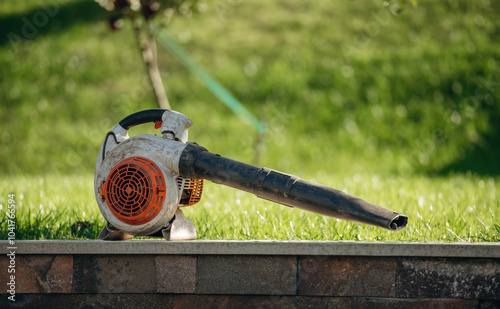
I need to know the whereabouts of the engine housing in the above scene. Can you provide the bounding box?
[95,134,187,236]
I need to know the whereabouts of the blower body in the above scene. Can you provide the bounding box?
[95,109,408,240]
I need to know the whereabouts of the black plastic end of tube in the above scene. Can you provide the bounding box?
[179,142,208,179]
[389,214,408,230]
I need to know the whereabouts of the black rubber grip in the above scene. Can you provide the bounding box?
[118,109,167,130]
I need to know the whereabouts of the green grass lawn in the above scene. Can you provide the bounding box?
[1,0,499,241]
[1,173,499,241]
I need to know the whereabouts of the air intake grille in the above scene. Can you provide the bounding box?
[101,157,165,225]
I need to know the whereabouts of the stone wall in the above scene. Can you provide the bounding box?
[1,241,499,308]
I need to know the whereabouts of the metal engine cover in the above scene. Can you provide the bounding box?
[94,134,188,236]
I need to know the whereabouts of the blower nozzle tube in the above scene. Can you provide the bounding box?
[179,143,407,231]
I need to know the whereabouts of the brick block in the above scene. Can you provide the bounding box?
[0,294,173,309]
[281,296,351,309]
[0,255,73,294]
[298,256,396,297]
[73,255,156,293]
[396,258,500,299]
[196,255,296,295]
[173,295,281,309]
[355,297,477,309]
[479,300,500,309]
[156,255,196,293]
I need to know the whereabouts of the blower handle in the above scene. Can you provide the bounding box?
[118,109,168,130]
[100,109,169,162]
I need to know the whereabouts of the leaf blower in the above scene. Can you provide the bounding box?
[94,109,408,240]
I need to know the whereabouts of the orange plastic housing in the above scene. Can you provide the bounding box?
[186,178,203,206]
[100,157,166,225]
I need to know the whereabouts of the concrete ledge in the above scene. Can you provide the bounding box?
[1,240,499,257]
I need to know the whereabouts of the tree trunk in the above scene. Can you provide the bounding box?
[134,23,170,109]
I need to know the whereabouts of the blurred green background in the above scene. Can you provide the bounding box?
[0,0,499,241]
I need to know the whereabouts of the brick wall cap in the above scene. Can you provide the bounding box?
[1,240,499,257]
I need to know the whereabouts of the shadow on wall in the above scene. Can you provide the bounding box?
[0,0,104,49]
